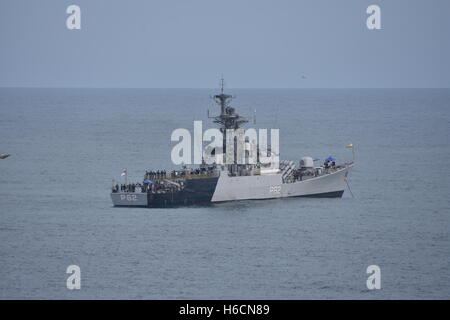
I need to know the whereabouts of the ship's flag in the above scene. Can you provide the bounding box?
[346,143,353,148]
[121,169,127,176]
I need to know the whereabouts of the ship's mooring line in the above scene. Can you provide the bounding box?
[345,178,354,198]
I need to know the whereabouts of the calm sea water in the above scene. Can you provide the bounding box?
[0,88,449,299]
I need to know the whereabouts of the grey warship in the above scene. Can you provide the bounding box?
[111,82,353,207]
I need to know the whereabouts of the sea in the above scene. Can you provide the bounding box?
[0,88,449,299]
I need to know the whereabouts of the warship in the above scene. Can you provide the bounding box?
[111,81,353,207]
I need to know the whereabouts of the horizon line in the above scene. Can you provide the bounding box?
[1,86,449,90]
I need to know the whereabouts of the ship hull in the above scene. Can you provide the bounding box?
[295,190,344,198]
[211,164,351,202]
[147,176,219,207]
[111,177,219,207]
[110,192,148,207]
[110,165,352,207]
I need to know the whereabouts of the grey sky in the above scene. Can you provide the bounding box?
[1,0,449,88]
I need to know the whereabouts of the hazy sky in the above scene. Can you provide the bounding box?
[1,0,449,88]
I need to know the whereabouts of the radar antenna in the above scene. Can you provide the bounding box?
[210,78,248,131]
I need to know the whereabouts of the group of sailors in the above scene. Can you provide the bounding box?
[112,180,184,194]
[113,167,216,194]
[145,166,216,179]
[146,180,183,194]
[173,167,214,177]
[112,183,142,193]
[145,170,167,180]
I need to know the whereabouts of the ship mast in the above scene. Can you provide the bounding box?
[209,78,250,165]
[211,78,248,131]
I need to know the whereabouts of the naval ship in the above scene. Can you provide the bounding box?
[111,83,353,207]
